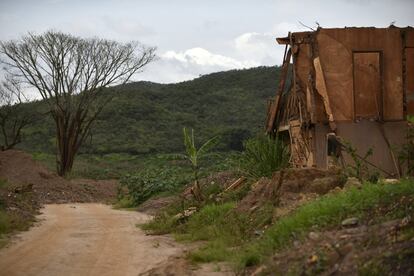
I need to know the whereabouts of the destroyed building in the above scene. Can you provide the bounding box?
[266,27,414,177]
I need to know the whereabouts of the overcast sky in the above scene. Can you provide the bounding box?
[0,0,413,84]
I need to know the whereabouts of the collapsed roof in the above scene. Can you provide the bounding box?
[266,27,414,177]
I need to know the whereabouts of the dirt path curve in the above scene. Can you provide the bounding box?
[0,204,188,276]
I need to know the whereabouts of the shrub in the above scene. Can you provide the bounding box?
[239,134,289,178]
[118,166,190,206]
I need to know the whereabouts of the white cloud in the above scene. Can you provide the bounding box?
[134,47,259,83]
[233,22,310,66]
[162,47,258,68]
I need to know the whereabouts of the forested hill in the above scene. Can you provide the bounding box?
[20,66,281,154]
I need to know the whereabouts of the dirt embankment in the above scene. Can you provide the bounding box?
[0,150,117,204]
[0,149,119,241]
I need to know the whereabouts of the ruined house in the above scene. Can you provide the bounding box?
[266,27,414,177]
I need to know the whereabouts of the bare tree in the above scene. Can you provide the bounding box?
[0,31,156,176]
[0,76,32,150]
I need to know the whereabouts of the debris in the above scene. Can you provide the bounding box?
[309,176,341,194]
[341,217,359,227]
[383,178,399,184]
[267,27,409,176]
[400,216,411,228]
[344,177,362,189]
[307,254,319,265]
[254,230,264,236]
[308,231,320,241]
[224,177,246,192]
[337,242,354,256]
[251,265,267,276]
[173,207,197,221]
[14,183,33,194]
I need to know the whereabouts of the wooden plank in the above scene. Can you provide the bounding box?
[266,48,292,133]
[313,57,336,130]
[224,177,246,192]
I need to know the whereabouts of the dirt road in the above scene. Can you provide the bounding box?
[0,204,187,276]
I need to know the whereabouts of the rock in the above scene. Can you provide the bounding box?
[173,207,197,221]
[308,231,320,241]
[337,242,354,256]
[400,215,411,227]
[183,207,197,217]
[341,217,359,227]
[383,178,399,184]
[309,176,340,194]
[329,186,343,194]
[344,177,362,189]
[254,230,264,236]
[173,213,185,220]
[251,265,266,276]
[325,249,340,264]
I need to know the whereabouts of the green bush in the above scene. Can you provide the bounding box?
[239,134,289,178]
[118,166,191,206]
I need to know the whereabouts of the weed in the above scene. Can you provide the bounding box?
[180,127,220,201]
[239,134,289,179]
[0,210,10,235]
[399,115,414,175]
[341,141,373,180]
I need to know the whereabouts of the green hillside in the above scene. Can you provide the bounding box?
[18,66,280,155]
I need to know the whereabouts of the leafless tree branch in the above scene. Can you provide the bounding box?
[0,30,156,175]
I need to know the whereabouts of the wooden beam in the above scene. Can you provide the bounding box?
[266,48,292,133]
[313,57,336,131]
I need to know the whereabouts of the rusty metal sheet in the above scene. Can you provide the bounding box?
[406,48,414,115]
[383,121,408,174]
[353,52,381,119]
[316,32,353,121]
[317,28,403,121]
[405,28,414,47]
[296,44,311,93]
[336,121,403,176]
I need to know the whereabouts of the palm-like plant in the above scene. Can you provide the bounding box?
[182,127,219,201]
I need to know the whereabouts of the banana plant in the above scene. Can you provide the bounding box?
[182,127,219,201]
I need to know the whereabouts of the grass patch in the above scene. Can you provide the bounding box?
[142,178,414,269]
[0,210,11,235]
[237,179,414,267]
[239,134,289,178]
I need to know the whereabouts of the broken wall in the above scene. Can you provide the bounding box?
[316,28,404,121]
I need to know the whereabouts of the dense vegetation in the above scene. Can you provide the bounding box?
[17,66,280,155]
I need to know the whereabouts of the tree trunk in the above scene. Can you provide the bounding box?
[191,168,203,201]
[55,113,81,177]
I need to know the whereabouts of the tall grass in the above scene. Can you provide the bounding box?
[239,134,289,178]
